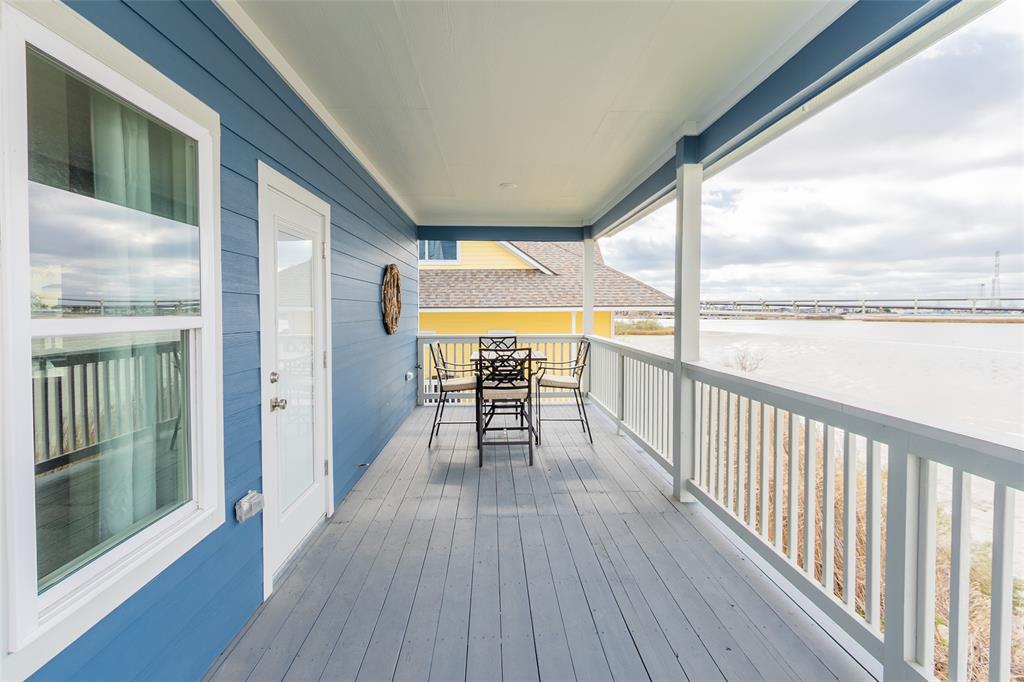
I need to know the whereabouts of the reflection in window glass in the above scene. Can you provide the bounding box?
[418,240,457,261]
[32,331,190,591]
[29,183,200,316]
[26,48,200,317]
[26,48,197,225]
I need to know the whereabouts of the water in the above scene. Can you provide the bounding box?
[620,319,1024,439]
[618,319,1024,572]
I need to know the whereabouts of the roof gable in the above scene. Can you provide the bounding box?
[420,241,672,310]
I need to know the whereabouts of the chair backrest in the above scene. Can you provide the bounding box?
[572,339,591,379]
[479,335,517,350]
[429,342,449,380]
[477,348,530,389]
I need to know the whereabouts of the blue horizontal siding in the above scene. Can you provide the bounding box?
[34,0,418,679]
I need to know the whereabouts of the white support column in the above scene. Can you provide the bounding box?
[583,237,595,336]
[672,138,702,502]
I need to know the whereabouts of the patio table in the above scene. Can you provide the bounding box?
[469,349,547,362]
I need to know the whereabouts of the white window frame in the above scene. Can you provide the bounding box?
[0,3,224,679]
[418,239,460,264]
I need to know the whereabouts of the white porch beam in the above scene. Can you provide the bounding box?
[672,137,701,501]
[583,237,595,336]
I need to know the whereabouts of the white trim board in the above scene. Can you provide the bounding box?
[495,242,554,275]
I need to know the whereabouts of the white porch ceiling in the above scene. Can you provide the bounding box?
[232,0,852,227]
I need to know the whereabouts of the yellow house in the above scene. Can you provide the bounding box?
[418,240,672,335]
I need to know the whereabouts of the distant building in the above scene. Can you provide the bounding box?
[418,240,672,335]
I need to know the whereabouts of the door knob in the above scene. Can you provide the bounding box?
[269,371,279,384]
[270,397,288,411]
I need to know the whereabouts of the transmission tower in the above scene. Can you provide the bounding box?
[991,250,1001,307]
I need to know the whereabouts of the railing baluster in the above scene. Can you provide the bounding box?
[916,458,937,670]
[747,399,755,527]
[843,430,856,609]
[717,387,725,501]
[822,424,835,592]
[695,383,703,489]
[989,483,1016,682]
[725,392,733,510]
[737,396,746,518]
[947,469,970,681]
[804,417,816,575]
[787,411,798,561]
[759,401,769,538]
[773,406,783,549]
[866,437,881,629]
[706,386,715,490]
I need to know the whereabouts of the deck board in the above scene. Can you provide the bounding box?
[207,405,871,682]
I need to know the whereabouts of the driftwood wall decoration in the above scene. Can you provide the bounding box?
[381,263,401,335]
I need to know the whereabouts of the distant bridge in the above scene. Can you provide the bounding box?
[699,297,1024,316]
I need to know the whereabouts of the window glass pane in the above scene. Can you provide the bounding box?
[419,240,457,261]
[26,49,200,317]
[27,49,198,225]
[30,182,200,316]
[440,240,457,260]
[32,331,191,592]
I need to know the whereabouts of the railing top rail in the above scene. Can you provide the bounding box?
[684,360,1023,469]
[417,333,583,341]
[585,335,676,370]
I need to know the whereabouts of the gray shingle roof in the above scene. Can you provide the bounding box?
[419,241,673,309]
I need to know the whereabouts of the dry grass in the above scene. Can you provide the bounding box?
[705,395,1023,681]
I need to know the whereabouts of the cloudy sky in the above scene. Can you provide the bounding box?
[602,1,1024,302]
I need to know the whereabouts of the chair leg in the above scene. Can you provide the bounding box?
[429,390,445,448]
[536,386,542,445]
[577,388,594,444]
[436,396,449,435]
[477,399,484,467]
[572,387,586,430]
[527,398,534,466]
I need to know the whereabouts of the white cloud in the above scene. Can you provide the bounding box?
[602,1,1024,302]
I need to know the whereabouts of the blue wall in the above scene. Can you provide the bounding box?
[32,1,419,679]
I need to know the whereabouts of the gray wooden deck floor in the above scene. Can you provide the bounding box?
[207,405,871,682]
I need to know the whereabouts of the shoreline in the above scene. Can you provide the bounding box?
[615,314,1024,333]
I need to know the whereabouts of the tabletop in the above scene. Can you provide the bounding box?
[469,349,547,361]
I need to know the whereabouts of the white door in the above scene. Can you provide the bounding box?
[258,163,332,596]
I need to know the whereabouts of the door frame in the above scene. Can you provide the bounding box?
[256,161,334,598]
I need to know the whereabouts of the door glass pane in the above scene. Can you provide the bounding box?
[26,48,200,317]
[32,331,191,592]
[276,230,315,509]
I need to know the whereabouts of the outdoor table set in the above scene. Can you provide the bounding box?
[427,336,591,466]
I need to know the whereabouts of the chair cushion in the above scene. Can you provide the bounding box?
[441,376,476,392]
[539,374,579,389]
[482,386,529,400]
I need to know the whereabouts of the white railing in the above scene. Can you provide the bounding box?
[416,334,582,404]
[587,336,674,473]
[586,336,1022,681]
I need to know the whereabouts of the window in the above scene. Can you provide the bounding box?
[418,239,458,262]
[1,5,223,677]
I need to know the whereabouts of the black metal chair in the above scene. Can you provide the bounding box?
[427,342,477,448]
[535,339,592,444]
[475,348,534,466]
[479,335,517,350]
